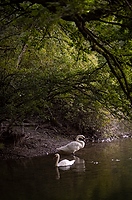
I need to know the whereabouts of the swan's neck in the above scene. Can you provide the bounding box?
[79,140,85,147]
[76,136,83,142]
[76,136,79,142]
[76,136,85,147]
[55,154,60,166]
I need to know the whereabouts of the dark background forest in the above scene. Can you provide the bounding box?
[0,0,132,146]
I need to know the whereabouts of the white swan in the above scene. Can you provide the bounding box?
[56,135,85,154]
[55,153,75,167]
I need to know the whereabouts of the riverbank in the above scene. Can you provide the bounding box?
[0,124,77,159]
[0,121,132,160]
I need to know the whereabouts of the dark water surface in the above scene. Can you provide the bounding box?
[0,138,132,200]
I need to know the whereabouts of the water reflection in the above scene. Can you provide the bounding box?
[1,138,132,200]
[72,156,85,172]
[55,166,69,179]
[55,156,86,179]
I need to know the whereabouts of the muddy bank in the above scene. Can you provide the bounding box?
[0,121,132,160]
[0,125,77,160]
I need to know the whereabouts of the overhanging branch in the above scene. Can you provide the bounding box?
[74,15,132,105]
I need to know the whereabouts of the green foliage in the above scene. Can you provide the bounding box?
[0,0,132,139]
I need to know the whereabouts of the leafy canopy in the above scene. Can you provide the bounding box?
[0,0,132,133]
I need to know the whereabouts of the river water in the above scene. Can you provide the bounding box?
[0,138,132,200]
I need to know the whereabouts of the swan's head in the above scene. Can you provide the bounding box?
[55,153,60,158]
[76,135,85,141]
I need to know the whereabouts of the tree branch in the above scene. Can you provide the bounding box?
[74,16,132,105]
[16,43,28,68]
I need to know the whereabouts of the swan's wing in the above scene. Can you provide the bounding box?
[57,141,84,154]
[56,144,69,151]
[57,141,78,151]
[66,141,83,150]
[58,159,75,167]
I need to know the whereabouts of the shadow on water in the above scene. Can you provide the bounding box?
[0,138,132,200]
